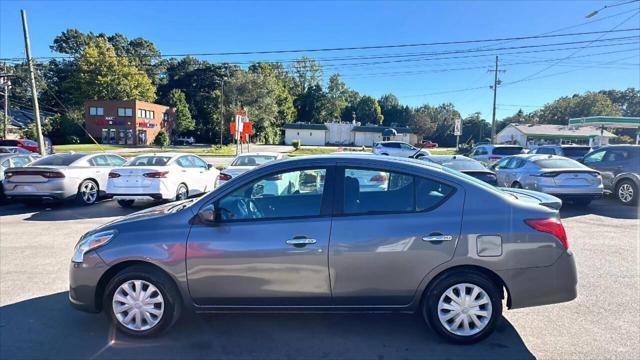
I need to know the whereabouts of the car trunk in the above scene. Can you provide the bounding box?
[542,169,600,187]
[4,166,66,183]
[500,188,562,210]
[109,167,166,188]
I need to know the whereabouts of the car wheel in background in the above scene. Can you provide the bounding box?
[76,180,99,206]
[117,200,135,208]
[511,182,523,189]
[175,184,188,201]
[104,265,181,337]
[616,179,638,206]
[422,270,502,344]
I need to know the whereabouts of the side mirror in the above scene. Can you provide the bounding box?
[197,204,216,223]
[207,163,214,170]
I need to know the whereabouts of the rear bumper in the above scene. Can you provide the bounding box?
[112,193,164,201]
[3,179,77,200]
[498,250,577,309]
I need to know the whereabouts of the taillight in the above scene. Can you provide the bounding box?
[42,171,65,178]
[218,173,232,181]
[4,171,14,178]
[143,171,169,178]
[536,172,559,178]
[525,218,569,249]
[108,172,121,178]
[370,174,388,182]
[488,156,501,161]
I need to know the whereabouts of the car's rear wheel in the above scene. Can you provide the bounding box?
[423,271,502,344]
[104,265,181,337]
[616,179,638,206]
[76,180,99,206]
[117,199,135,208]
[175,184,188,201]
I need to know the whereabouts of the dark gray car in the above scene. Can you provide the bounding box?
[69,155,577,344]
[582,145,640,205]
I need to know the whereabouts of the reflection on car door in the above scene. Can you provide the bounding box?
[329,165,463,306]
[186,167,334,306]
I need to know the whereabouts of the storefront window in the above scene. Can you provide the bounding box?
[137,130,147,145]
[101,129,108,143]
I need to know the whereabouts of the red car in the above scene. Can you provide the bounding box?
[421,140,439,148]
[0,138,39,153]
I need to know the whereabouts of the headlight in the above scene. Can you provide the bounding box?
[72,230,117,263]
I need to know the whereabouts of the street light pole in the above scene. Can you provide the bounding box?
[21,10,46,156]
[490,56,499,144]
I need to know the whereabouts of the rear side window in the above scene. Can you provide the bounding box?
[31,154,85,166]
[127,156,171,166]
[492,147,523,155]
[474,147,488,155]
[416,177,455,211]
[88,155,110,166]
[11,156,32,167]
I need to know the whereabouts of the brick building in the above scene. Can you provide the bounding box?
[84,100,175,145]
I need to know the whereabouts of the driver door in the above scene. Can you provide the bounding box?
[186,166,334,306]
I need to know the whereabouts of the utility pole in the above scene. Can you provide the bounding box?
[21,10,46,156]
[489,56,505,144]
[1,62,9,139]
[219,78,224,146]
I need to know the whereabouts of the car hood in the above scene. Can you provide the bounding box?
[98,199,195,229]
[499,187,563,210]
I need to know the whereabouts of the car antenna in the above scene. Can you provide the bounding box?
[410,142,427,158]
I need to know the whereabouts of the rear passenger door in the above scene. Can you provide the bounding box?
[87,155,112,190]
[329,165,464,306]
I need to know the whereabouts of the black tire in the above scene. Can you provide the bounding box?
[175,183,188,201]
[381,153,389,156]
[422,270,502,344]
[117,199,135,208]
[615,179,638,206]
[511,182,523,189]
[76,179,99,206]
[103,265,181,337]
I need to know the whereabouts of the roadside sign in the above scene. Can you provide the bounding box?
[454,118,462,136]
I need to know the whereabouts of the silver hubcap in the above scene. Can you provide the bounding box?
[618,184,634,203]
[112,280,164,332]
[80,182,97,203]
[438,283,492,336]
[177,186,187,200]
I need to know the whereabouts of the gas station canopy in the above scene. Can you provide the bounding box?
[568,116,640,129]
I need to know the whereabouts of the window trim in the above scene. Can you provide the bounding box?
[211,166,335,224]
[333,165,457,217]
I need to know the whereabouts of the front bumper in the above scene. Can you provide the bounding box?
[69,252,109,313]
[498,250,577,309]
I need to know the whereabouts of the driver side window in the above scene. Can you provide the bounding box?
[217,168,327,221]
[583,150,605,164]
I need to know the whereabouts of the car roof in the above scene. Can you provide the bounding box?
[236,152,281,157]
[131,153,190,159]
[427,155,474,162]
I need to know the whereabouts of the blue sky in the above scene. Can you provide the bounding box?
[1,0,639,120]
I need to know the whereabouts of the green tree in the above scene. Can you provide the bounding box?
[325,74,349,121]
[355,96,383,125]
[408,108,433,140]
[167,89,195,134]
[537,92,621,124]
[462,112,489,144]
[153,130,170,147]
[294,84,328,123]
[379,94,413,127]
[44,108,86,144]
[290,57,323,97]
[69,37,156,103]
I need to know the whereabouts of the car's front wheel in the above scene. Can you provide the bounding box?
[76,179,99,206]
[104,265,181,337]
[616,179,638,206]
[423,271,502,344]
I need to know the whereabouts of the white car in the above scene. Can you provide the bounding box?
[216,152,286,187]
[107,153,219,207]
[372,141,431,158]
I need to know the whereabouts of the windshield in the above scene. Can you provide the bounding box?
[562,147,591,158]
[441,160,487,171]
[126,156,172,166]
[231,155,277,166]
[535,158,587,169]
[31,154,85,166]
[493,147,523,155]
[440,165,510,199]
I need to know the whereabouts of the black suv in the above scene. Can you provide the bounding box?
[582,145,640,205]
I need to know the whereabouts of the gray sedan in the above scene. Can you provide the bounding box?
[3,153,126,205]
[492,154,603,205]
[69,155,577,344]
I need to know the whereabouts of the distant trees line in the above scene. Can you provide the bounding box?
[3,29,639,146]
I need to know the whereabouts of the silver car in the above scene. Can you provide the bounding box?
[492,154,603,205]
[470,144,523,164]
[69,155,577,344]
[0,153,40,200]
[216,152,286,187]
[373,141,431,158]
[3,153,126,205]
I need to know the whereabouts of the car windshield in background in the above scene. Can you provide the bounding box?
[535,158,585,169]
[562,147,591,158]
[493,147,523,155]
[127,156,172,166]
[441,160,486,171]
[231,155,277,166]
[31,153,85,166]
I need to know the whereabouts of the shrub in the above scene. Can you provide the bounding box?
[292,139,301,150]
[153,130,170,147]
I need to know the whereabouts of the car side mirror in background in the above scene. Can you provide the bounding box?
[197,204,216,223]
[207,163,214,170]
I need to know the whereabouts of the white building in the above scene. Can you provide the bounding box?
[283,123,328,146]
[352,125,417,147]
[496,124,616,147]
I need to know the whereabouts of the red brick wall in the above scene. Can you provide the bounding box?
[84,100,175,145]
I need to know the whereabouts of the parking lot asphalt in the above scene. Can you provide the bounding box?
[0,197,638,359]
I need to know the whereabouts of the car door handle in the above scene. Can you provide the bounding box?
[286,238,317,246]
[422,235,453,242]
